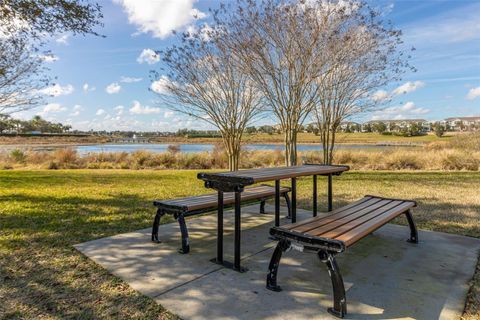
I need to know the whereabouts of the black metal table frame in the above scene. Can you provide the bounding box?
[200,164,348,272]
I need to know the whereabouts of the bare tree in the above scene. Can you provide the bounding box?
[213,0,333,166]
[0,38,45,114]
[0,0,103,114]
[310,0,413,164]
[152,26,262,171]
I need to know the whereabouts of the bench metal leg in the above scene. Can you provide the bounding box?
[283,192,292,219]
[318,251,347,318]
[260,199,266,214]
[151,208,165,243]
[266,239,290,292]
[177,214,190,254]
[405,209,419,244]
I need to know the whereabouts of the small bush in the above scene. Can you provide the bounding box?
[53,148,78,166]
[167,144,181,154]
[48,161,59,169]
[384,152,421,170]
[10,149,26,163]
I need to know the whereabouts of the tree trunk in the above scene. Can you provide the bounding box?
[284,127,298,166]
[223,134,240,171]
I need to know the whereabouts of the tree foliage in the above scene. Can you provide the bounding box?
[0,114,71,133]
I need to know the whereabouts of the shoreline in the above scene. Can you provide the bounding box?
[0,141,423,149]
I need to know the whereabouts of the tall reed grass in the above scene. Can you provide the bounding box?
[1,132,479,171]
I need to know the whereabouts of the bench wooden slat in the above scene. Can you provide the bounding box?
[335,201,415,246]
[298,199,394,235]
[271,195,416,249]
[287,197,382,232]
[317,200,402,239]
[155,185,290,212]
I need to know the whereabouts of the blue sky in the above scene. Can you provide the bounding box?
[16,0,480,131]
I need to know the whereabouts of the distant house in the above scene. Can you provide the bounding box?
[443,116,480,131]
[364,119,429,132]
[340,121,361,132]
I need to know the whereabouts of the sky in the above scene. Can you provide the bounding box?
[14,0,480,131]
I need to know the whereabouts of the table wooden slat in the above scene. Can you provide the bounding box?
[198,165,349,186]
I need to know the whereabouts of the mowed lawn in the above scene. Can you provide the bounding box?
[0,170,479,319]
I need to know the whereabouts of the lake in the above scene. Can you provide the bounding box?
[74,143,389,154]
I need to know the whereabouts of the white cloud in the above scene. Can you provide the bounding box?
[83,83,96,92]
[404,4,480,44]
[106,83,121,94]
[120,76,143,83]
[137,48,160,64]
[96,109,106,116]
[371,101,430,120]
[151,75,173,95]
[56,34,69,45]
[466,87,480,100]
[70,105,83,117]
[164,111,174,118]
[38,103,66,116]
[129,100,161,114]
[113,0,206,39]
[39,84,74,97]
[371,90,389,102]
[40,54,59,63]
[392,81,425,96]
[114,105,124,115]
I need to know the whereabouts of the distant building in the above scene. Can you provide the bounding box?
[340,121,361,132]
[443,116,480,131]
[364,119,429,132]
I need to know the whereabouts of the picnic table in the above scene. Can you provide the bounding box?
[197,164,349,272]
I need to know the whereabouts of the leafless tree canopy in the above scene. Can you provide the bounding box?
[213,0,337,166]
[309,0,413,164]
[0,0,103,114]
[0,38,46,114]
[214,0,412,165]
[152,26,263,171]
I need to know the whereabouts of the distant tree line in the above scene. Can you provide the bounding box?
[0,115,71,134]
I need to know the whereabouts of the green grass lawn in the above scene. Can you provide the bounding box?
[0,170,479,319]
[147,132,453,145]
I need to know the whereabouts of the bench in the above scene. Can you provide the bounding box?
[266,195,418,318]
[153,185,291,254]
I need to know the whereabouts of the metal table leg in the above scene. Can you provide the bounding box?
[234,191,247,272]
[328,174,333,212]
[313,175,317,217]
[275,180,280,226]
[216,191,224,263]
[291,177,297,223]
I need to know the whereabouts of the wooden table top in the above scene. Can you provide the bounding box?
[198,164,349,186]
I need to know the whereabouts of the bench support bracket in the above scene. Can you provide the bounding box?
[318,251,347,318]
[151,209,165,243]
[266,239,291,292]
[177,214,190,254]
[405,209,419,244]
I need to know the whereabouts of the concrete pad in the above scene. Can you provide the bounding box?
[75,204,480,319]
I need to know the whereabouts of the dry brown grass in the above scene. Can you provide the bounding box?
[1,132,479,171]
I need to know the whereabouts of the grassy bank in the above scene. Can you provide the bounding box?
[0,170,479,319]
[0,131,455,146]
[2,139,479,171]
